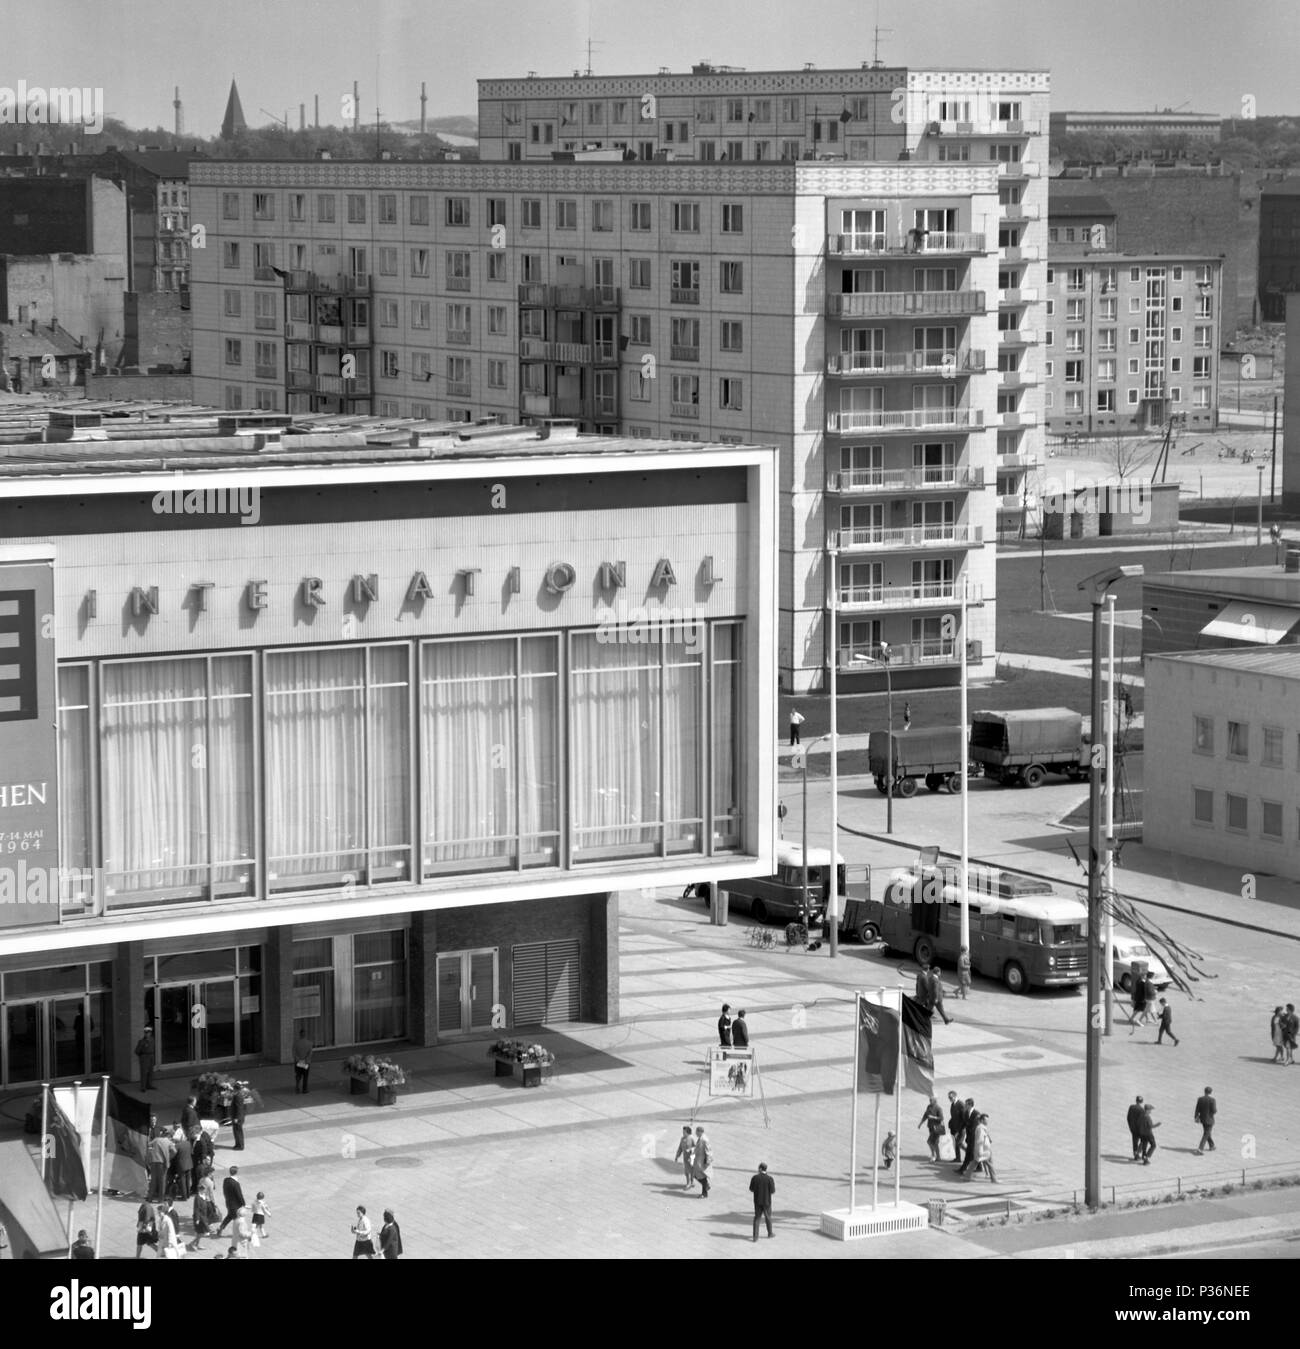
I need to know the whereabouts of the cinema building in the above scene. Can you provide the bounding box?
[0,419,776,1089]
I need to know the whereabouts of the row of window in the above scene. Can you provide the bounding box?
[1192,716,1300,766]
[1044,322,1215,351]
[1048,297,1212,320]
[502,95,881,127]
[1047,387,1213,411]
[1050,356,1214,381]
[628,373,745,410]
[1048,265,1215,288]
[1191,788,1300,842]
[508,134,874,161]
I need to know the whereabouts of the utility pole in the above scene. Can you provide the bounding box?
[1271,394,1278,505]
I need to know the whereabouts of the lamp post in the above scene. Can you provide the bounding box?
[1257,463,1265,549]
[827,543,840,959]
[855,645,894,833]
[1077,564,1142,1210]
[797,734,829,931]
[958,580,970,954]
[1103,593,1116,1037]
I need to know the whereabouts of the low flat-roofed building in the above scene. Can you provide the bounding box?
[1143,563,1300,656]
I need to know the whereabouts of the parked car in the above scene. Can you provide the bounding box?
[1110,931,1172,992]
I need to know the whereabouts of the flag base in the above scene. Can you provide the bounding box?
[820,1200,929,1241]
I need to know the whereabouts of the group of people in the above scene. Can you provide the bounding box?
[672,1127,773,1242]
[1270,1005,1298,1064]
[914,964,955,1025]
[947,1093,997,1181]
[1128,976,1179,1045]
[717,1004,750,1046]
[136,1161,270,1258]
[1125,1087,1217,1163]
[349,1205,403,1259]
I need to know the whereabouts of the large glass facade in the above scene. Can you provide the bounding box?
[0,962,111,1087]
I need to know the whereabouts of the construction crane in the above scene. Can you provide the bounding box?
[260,109,290,130]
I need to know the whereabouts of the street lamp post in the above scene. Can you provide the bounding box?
[881,645,894,835]
[1257,463,1265,548]
[827,544,840,959]
[798,734,828,932]
[1078,564,1142,1211]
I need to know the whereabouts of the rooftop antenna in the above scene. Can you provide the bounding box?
[583,33,605,77]
[871,0,893,67]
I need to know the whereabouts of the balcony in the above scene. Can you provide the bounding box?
[997,451,1039,469]
[671,401,700,419]
[521,393,592,419]
[826,349,986,378]
[999,367,1039,389]
[346,324,370,345]
[518,284,622,308]
[254,365,277,381]
[671,344,700,362]
[998,160,1042,179]
[284,320,312,341]
[447,275,471,292]
[998,288,1039,306]
[286,370,313,390]
[828,231,986,257]
[519,339,592,363]
[445,330,472,346]
[832,465,986,494]
[671,287,701,305]
[838,582,985,614]
[998,327,1038,346]
[826,408,985,435]
[998,409,1038,429]
[932,118,1041,137]
[1002,245,1041,263]
[594,341,618,363]
[315,373,371,396]
[834,524,984,553]
[828,290,985,319]
[285,270,371,294]
[317,324,345,345]
[1000,202,1041,222]
[840,639,959,669]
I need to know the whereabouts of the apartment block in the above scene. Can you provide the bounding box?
[1042,254,1222,435]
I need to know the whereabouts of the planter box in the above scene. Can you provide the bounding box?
[349,1075,369,1095]
[374,1084,397,1107]
[492,1054,544,1087]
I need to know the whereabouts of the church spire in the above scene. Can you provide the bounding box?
[221,79,246,140]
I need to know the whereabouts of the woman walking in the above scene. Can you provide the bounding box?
[674,1125,696,1190]
[917,1096,946,1162]
[1271,1006,1286,1063]
[189,1163,217,1253]
[351,1205,376,1258]
[972,1113,997,1183]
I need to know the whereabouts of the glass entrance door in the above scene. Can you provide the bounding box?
[157,980,239,1065]
[436,950,498,1038]
[3,997,94,1085]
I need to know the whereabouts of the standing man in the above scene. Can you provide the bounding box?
[930,968,954,1027]
[179,1095,200,1136]
[70,1229,95,1260]
[147,1127,174,1203]
[717,1004,733,1047]
[1194,1087,1217,1154]
[749,1162,775,1242]
[1284,1004,1299,1065]
[732,1009,750,1048]
[173,1128,194,1201]
[957,946,972,1000]
[379,1209,403,1259]
[692,1126,713,1198]
[947,1091,967,1167]
[788,707,804,747]
[1138,1104,1160,1164]
[217,1166,245,1235]
[914,965,935,1016]
[674,1125,696,1190]
[1156,997,1180,1047]
[1125,1095,1145,1161]
[956,1098,980,1176]
[135,1026,155,1092]
[292,1028,315,1095]
[229,1083,246,1150]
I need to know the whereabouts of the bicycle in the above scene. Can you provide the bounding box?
[747,926,778,950]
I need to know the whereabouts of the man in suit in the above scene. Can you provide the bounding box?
[1156,998,1180,1047]
[956,1098,980,1175]
[179,1095,200,1136]
[229,1085,246,1150]
[217,1166,245,1234]
[1126,1095,1145,1160]
[717,1004,733,1047]
[914,966,935,1015]
[947,1091,967,1166]
[147,1128,174,1202]
[1137,1104,1160,1164]
[732,1010,750,1048]
[134,1027,155,1092]
[749,1162,775,1242]
[1194,1087,1217,1154]
[173,1129,194,1200]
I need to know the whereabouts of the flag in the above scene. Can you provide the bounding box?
[856,994,900,1094]
[839,107,853,124]
[44,1091,88,1201]
[901,994,935,1095]
[105,1085,150,1194]
[51,1085,100,1183]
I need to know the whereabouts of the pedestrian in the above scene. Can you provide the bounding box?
[135,1199,158,1258]
[217,1165,245,1235]
[180,1095,200,1136]
[789,707,804,747]
[972,1113,997,1183]
[293,1028,315,1094]
[674,1125,696,1189]
[191,1124,214,1174]
[1194,1087,1217,1154]
[158,1201,184,1260]
[190,1162,217,1252]
[1141,973,1158,1025]
[147,1127,174,1203]
[956,1099,980,1175]
[70,1229,95,1260]
[1125,1095,1145,1160]
[881,1131,897,1170]
[749,1162,775,1242]
[1284,1004,1299,1065]
[1138,1103,1160,1164]
[379,1209,403,1259]
[228,1206,253,1260]
[135,1026,155,1091]
[173,1128,193,1201]
[957,946,971,999]
[1156,997,1179,1046]
[732,1009,749,1047]
[1129,973,1147,1032]
[228,1082,246,1150]
[903,701,912,731]
[914,965,935,1015]
[252,1190,271,1242]
[918,1096,945,1162]
[692,1126,713,1198]
[1270,1006,1286,1063]
[931,967,953,1026]
[717,1003,733,1047]
[351,1205,376,1259]
[947,1091,967,1167]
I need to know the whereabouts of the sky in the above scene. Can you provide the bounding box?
[2,0,1292,136]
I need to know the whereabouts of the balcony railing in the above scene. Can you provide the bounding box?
[254,365,277,380]
[671,287,701,305]
[671,401,700,419]
[445,380,472,399]
[832,465,985,493]
[284,320,312,341]
[315,373,371,396]
[1002,245,1041,263]
[446,275,471,292]
[834,524,984,552]
[998,410,1038,429]
[998,327,1038,345]
[841,639,959,669]
[254,315,279,330]
[997,451,1039,469]
[933,118,1040,137]
[446,330,472,346]
[826,349,985,377]
[998,288,1040,306]
[594,341,617,363]
[1000,202,1041,221]
[999,367,1039,387]
[316,323,344,345]
[838,582,985,613]
[828,291,985,319]
[286,370,313,390]
[517,284,621,308]
[346,325,370,345]
[826,408,985,434]
[828,231,986,257]
[997,159,1041,178]
[285,270,371,294]
[671,343,700,361]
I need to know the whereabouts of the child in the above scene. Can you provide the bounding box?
[252,1191,271,1241]
[882,1132,897,1170]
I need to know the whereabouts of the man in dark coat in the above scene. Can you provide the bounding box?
[179,1095,200,1136]
[1137,1104,1160,1163]
[732,1010,750,1047]
[229,1085,246,1150]
[1194,1087,1217,1153]
[147,1128,174,1202]
[379,1209,403,1259]
[1156,998,1180,1047]
[173,1130,194,1200]
[217,1166,245,1234]
[749,1162,775,1241]
[947,1091,967,1166]
[956,1098,980,1175]
[717,1004,733,1047]
[190,1125,214,1173]
[1126,1095,1145,1160]
[135,1027,155,1091]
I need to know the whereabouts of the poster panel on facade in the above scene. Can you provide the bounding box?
[0,558,60,928]
[708,1046,755,1098]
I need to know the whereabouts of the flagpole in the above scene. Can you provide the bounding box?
[849,992,861,1213]
[894,989,903,1208]
[40,1081,50,1180]
[871,1093,880,1213]
[71,1078,82,1255]
[95,1075,109,1258]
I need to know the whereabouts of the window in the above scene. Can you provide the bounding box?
[629,258,651,289]
[287,193,305,222]
[1227,720,1248,759]
[521,198,541,229]
[612,100,629,124]
[1064,390,1083,413]
[1193,788,1214,825]
[411,300,431,330]
[1044,360,1053,378]
[938,143,970,161]
[720,320,743,352]
[721,203,744,234]
[1170,387,1182,403]
[487,253,506,282]
[378,246,398,276]
[1066,268,1084,292]
[222,192,240,220]
[487,359,508,389]
[223,241,240,269]
[726,98,744,122]
[1065,360,1083,385]
[520,254,541,283]
[317,194,335,223]
[671,374,700,411]
[445,355,471,396]
[1067,299,1085,322]
[223,290,241,317]
[672,202,701,233]
[1193,387,1211,409]
[347,194,366,224]
[1263,800,1283,840]
[447,304,471,344]
[254,340,277,379]
[1224,793,1248,833]
[488,305,508,335]
[719,261,744,294]
[377,194,397,224]
[379,300,399,328]
[1066,332,1085,354]
[1193,355,1211,379]
[1171,326,1182,342]
[443,196,469,227]
[1096,389,1115,412]
[719,377,743,411]
[556,199,577,229]
[628,369,651,402]
[445,251,470,289]
[224,338,242,366]
[753,98,772,123]
[1264,725,1283,767]
[1127,389,1139,405]
[781,97,800,122]
[671,260,700,299]
[1195,295,1212,318]
[1171,295,1183,313]
[408,248,429,279]
[1098,358,1116,381]
[528,122,555,146]
[630,200,651,231]
[670,317,699,357]
[1194,325,1213,348]
[629,314,651,345]
[1099,298,1116,320]
[591,199,613,232]
[1129,296,1142,313]
[1171,357,1182,373]
[404,194,428,226]
[1045,300,1055,317]
[1128,328,1140,344]
[1097,329,1117,351]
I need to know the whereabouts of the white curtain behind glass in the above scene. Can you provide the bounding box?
[368,645,411,879]
[210,655,255,896]
[662,639,702,849]
[518,637,559,863]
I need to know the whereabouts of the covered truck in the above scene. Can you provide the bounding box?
[868,726,972,798]
[968,707,1089,787]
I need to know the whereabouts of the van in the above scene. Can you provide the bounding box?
[1111,931,1171,991]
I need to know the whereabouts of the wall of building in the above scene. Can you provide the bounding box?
[0,178,92,252]
[120,290,191,369]
[1,253,127,361]
[85,370,192,399]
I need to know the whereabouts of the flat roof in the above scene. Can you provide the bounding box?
[1047,194,1116,216]
[1147,647,1300,677]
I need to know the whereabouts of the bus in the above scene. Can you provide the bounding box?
[880,860,1088,994]
[694,841,870,926]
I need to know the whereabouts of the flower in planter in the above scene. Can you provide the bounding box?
[342,1055,405,1088]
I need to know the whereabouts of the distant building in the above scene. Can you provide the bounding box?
[1144,646,1300,883]
[0,319,94,390]
[1047,193,1118,255]
[1258,181,1300,321]
[1050,110,1222,144]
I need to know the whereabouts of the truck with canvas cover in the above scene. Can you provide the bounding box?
[868,726,973,798]
[968,707,1089,788]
